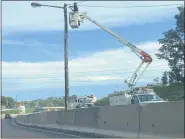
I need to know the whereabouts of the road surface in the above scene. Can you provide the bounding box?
[1,119,81,138]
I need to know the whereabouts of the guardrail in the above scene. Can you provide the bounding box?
[16,101,184,138]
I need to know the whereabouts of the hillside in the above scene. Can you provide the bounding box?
[153,83,184,101]
[95,83,184,106]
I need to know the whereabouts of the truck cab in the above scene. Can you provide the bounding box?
[131,93,167,104]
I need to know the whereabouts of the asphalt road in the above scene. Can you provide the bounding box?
[1,119,81,138]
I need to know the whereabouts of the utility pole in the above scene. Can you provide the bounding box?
[53,92,56,107]
[6,97,8,108]
[15,94,18,108]
[64,3,69,111]
[31,2,70,110]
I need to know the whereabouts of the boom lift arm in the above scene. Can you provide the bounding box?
[69,10,152,89]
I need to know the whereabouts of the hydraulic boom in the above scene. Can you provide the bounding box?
[70,11,152,90]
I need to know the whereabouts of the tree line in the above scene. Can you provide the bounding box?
[1,96,17,108]
[1,95,78,109]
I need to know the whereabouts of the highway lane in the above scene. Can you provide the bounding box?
[1,119,81,138]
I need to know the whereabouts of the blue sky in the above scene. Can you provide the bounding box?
[2,1,184,101]
[3,20,175,62]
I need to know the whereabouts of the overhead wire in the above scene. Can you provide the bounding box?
[2,70,166,81]
[1,65,169,80]
[77,4,183,8]
[2,67,169,80]
[67,1,86,7]
[1,64,169,78]
[2,74,161,84]
[6,3,182,29]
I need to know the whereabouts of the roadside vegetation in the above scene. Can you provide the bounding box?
[153,83,184,101]
[1,109,19,114]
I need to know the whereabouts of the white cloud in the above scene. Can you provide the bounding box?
[2,39,62,58]
[2,39,60,47]
[2,1,184,32]
[2,41,170,92]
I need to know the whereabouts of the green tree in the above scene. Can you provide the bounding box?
[1,96,7,106]
[161,72,168,86]
[29,97,65,107]
[30,101,36,108]
[156,6,184,84]
[5,97,16,108]
[153,77,159,84]
[168,67,184,84]
[39,100,47,107]
[95,97,109,106]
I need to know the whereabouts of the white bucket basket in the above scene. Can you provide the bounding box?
[69,12,80,28]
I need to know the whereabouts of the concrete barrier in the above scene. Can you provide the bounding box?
[58,110,76,125]
[74,107,99,128]
[16,115,27,123]
[46,111,60,124]
[139,101,184,137]
[27,112,47,125]
[97,105,140,137]
[16,101,184,138]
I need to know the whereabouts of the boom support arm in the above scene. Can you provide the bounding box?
[78,12,152,89]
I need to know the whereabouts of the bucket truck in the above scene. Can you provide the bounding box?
[108,87,168,106]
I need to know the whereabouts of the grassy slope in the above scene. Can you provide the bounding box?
[153,83,184,101]
[25,108,34,113]
[1,109,19,114]
[1,108,35,114]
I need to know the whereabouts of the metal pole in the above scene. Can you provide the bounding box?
[16,94,18,108]
[6,97,8,108]
[64,3,69,111]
